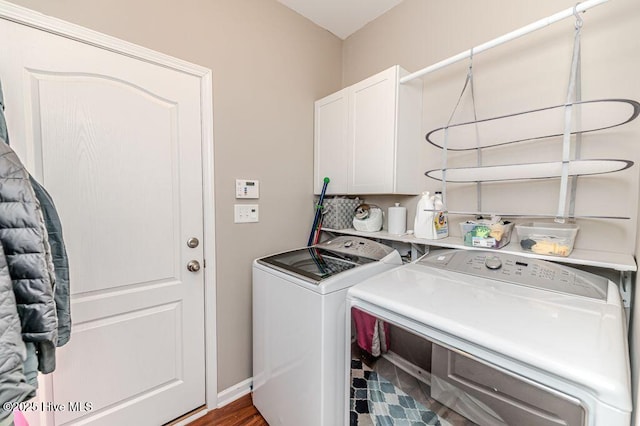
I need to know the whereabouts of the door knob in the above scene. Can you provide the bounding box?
[187,260,201,272]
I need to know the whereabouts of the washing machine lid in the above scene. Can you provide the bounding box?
[347,249,631,412]
[258,246,371,284]
[257,236,395,285]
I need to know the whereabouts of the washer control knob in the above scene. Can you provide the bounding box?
[485,256,502,270]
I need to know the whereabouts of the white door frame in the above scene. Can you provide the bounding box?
[0,0,218,415]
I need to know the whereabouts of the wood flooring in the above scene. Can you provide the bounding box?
[186,394,268,426]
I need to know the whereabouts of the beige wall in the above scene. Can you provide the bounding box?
[6,0,343,391]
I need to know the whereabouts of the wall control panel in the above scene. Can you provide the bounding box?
[236,179,259,199]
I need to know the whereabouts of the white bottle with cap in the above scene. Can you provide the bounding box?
[388,203,407,235]
[414,192,435,239]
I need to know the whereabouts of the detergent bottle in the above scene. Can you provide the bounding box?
[432,191,449,239]
[414,192,435,239]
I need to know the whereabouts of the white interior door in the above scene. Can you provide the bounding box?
[0,9,211,426]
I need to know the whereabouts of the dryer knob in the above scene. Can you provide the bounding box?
[485,256,502,270]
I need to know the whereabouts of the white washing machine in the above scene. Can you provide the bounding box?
[345,249,632,426]
[253,236,402,426]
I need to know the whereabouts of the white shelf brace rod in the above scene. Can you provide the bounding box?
[399,0,609,84]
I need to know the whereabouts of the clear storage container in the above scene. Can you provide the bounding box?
[460,221,514,249]
[515,222,579,257]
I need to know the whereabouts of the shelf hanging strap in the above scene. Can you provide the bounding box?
[442,50,481,210]
[556,6,583,222]
[568,8,583,218]
[469,52,483,213]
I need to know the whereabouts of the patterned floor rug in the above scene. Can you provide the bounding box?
[350,358,451,426]
[350,358,374,426]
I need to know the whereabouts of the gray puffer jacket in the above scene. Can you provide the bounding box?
[0,138,58,374]
[0,82,69,382]
[1,83,70,349]
[0,243,35,422]
[30,178,71,347]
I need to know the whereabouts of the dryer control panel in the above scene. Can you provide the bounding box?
[420,249,609,300]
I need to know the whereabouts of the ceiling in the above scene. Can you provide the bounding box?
[277,0,404,40]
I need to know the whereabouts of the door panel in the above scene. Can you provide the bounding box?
[34,73,178,291]
[0,13,207,426]
[54,303,182,424]
[349,68,396,194]
[314,91,349,195]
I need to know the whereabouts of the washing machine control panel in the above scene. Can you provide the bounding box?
[420,250,609,300]
[318,236,395,261]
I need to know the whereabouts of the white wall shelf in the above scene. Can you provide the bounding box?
[323,227,637,272]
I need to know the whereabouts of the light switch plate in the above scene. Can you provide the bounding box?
[234,204,259,223]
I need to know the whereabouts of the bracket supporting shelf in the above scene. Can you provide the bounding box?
[619,270,633,310]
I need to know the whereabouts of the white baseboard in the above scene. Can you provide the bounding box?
[170,377,253,425]
[216,377,253,408]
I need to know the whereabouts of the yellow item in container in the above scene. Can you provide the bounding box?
[516,222,579,257]
[489,224,504,241]
[531,241,571,257]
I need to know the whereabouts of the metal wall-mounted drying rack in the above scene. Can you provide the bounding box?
[400,0,638,221]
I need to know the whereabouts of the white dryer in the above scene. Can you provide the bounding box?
[253,236,402,426]
[345,249,631,426]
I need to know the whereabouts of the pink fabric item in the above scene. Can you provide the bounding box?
[352,308,390,356]
[14,410,29,426]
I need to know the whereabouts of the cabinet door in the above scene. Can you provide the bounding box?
[314,91,348,194]
[348,67,397,194]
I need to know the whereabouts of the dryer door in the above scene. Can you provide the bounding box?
[350,308,587,426]
[430,343,585,426]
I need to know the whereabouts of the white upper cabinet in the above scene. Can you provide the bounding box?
[314,90,349,194]
[314,65,424,195]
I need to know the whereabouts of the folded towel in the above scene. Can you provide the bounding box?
[352,308,389,357]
